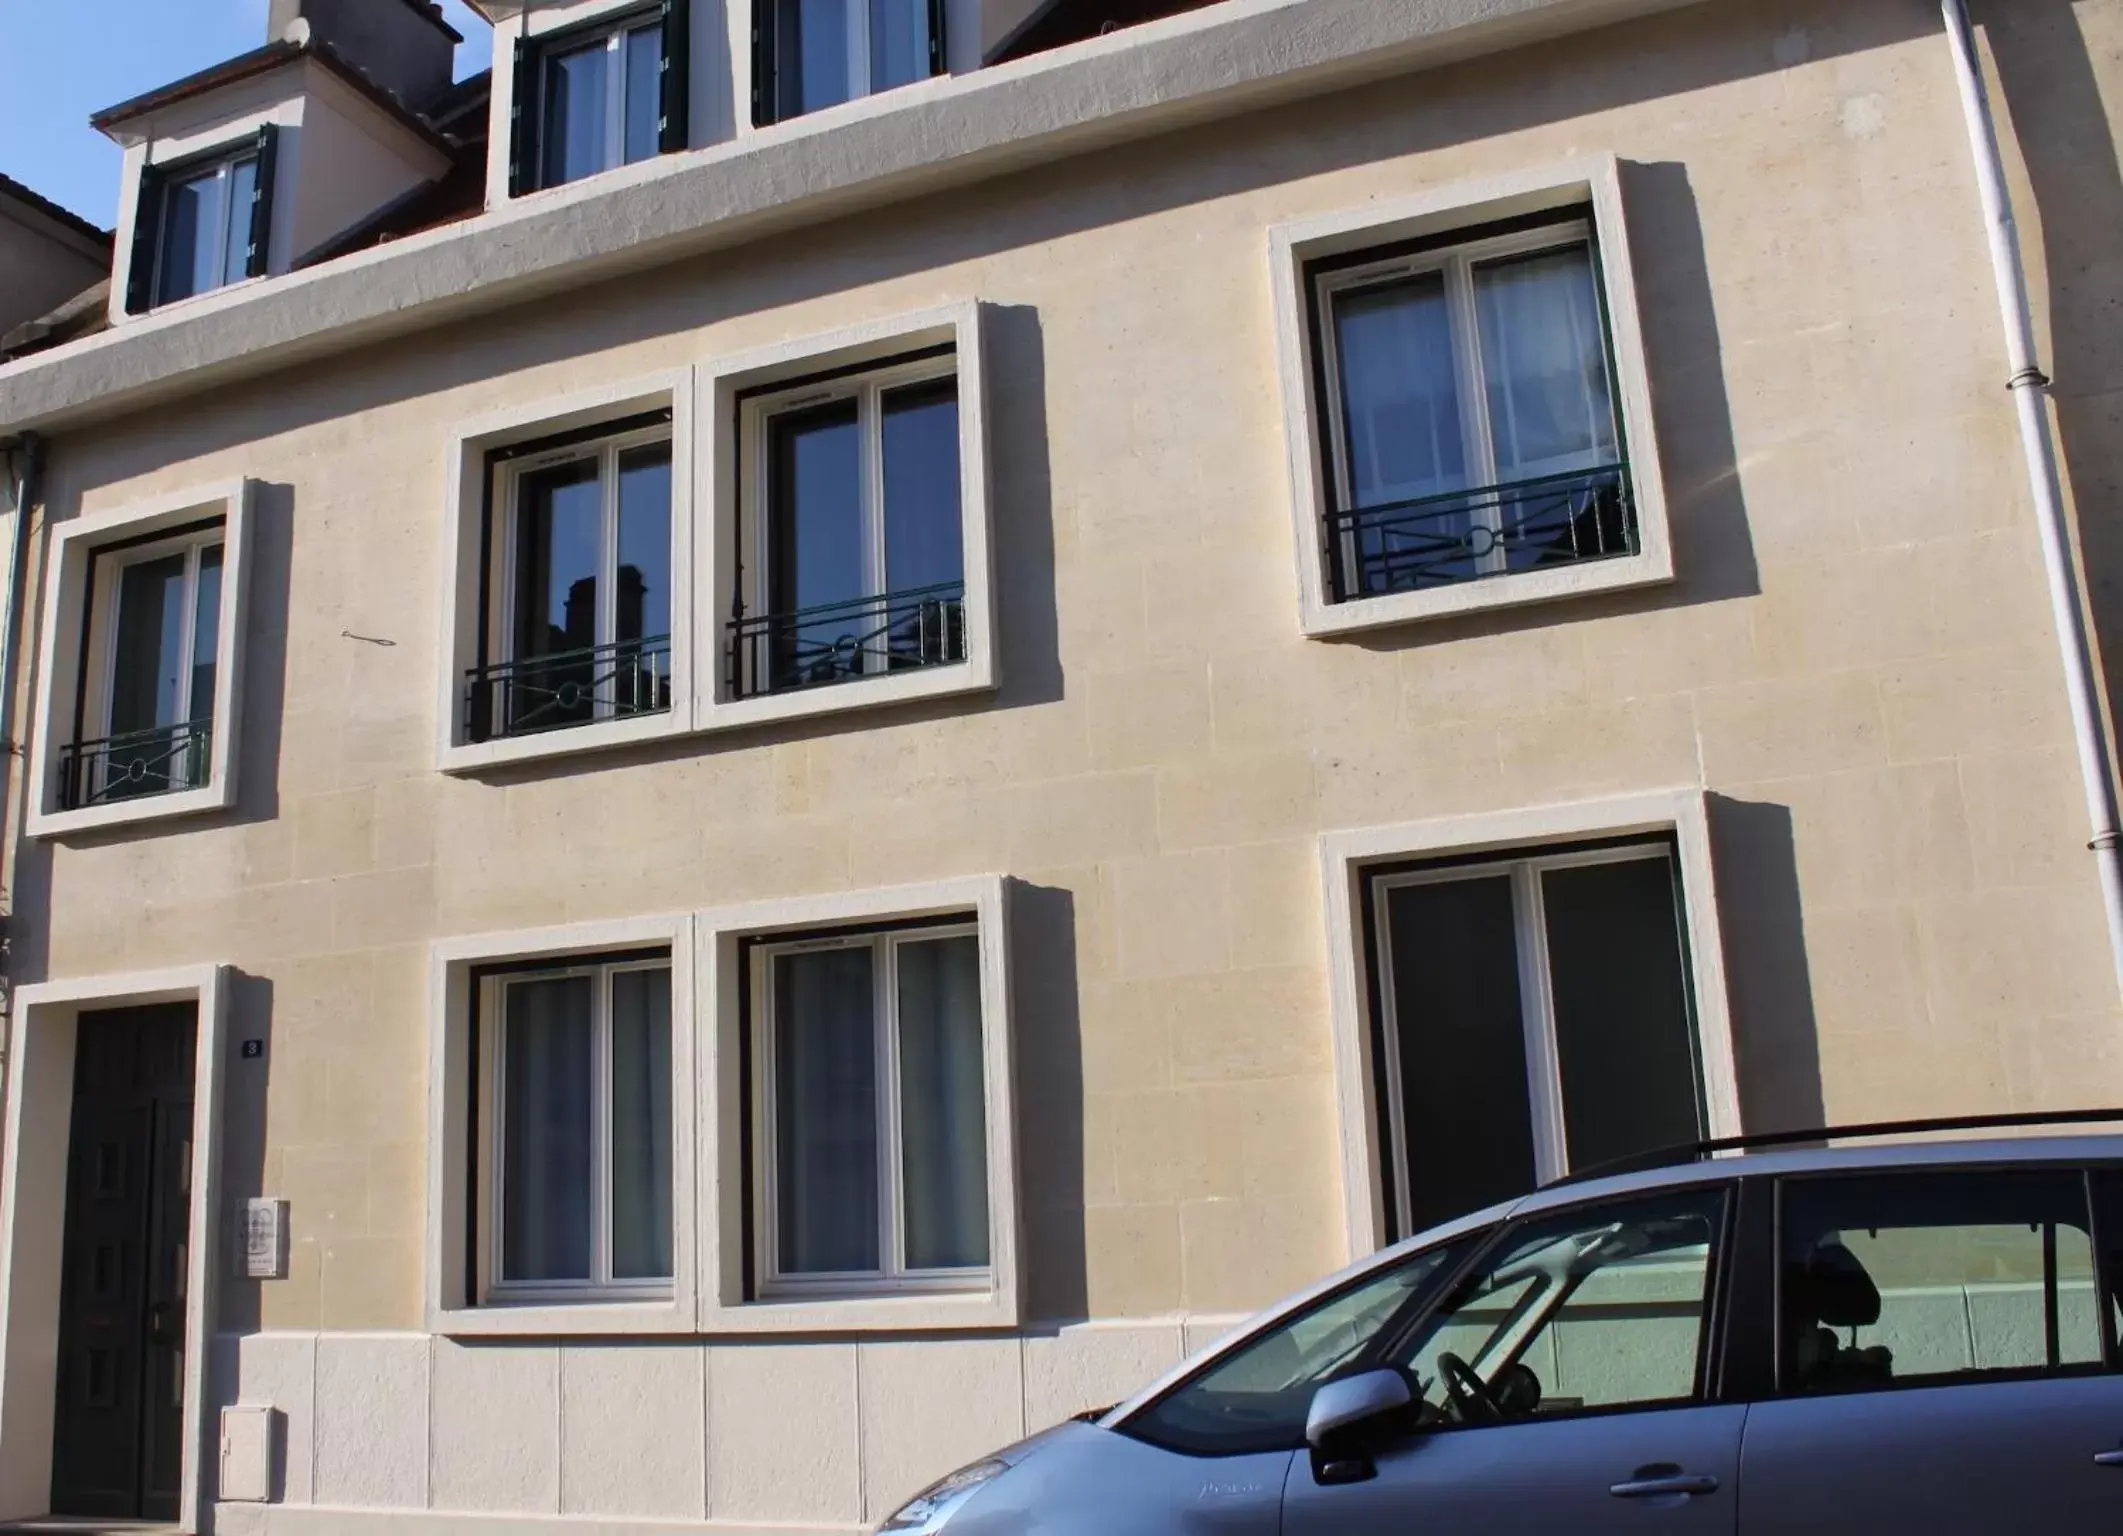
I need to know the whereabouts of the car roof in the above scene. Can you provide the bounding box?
[1100,1130,2123,1428]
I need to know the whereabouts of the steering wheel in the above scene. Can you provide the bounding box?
[1435,1352,1503,1425]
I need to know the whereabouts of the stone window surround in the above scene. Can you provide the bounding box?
[1318,788,1741,1259]
[24,479,255,840]
[425,876,1020,1338]
[0,965,232,1536]
[1269,152,1674,638]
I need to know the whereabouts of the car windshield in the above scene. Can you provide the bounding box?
[1120,1232,1481,1457]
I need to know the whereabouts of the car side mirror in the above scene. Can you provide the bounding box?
[1306,1368,1413,1486]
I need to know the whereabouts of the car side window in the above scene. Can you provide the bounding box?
[1778,1169,2104,1396]
[1122,1234,1479,1457]
[1388,1186,1727,1428]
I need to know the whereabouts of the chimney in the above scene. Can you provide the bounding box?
[266,0,459,106]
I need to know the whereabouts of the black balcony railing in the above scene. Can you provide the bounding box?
[727,581,966,701]
[465,634,672,741]
[59,720,212,810]
[1325,463,1636,603]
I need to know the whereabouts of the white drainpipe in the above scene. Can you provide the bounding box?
[1941,0,2123,1000]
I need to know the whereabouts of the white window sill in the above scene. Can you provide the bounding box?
[1299,546,1673,640]
[431,1294,692,1338]
[438,706,689,775]
[698,1286,1019,1335]
[703,654,996,734]
[25,780,234,841]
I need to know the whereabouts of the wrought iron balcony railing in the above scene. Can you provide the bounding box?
[1325,462,1637,603]
[59,720,212,810]
[465,634,672,741]
[727,581,966,701]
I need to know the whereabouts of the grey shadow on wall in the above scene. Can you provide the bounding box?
[1705,794,1826,1136]
[1977,0,2123,727]
[215,970,276,1342]
[1008,879,1088,1324]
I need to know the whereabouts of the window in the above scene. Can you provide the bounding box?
[511,2,687,194]
[749,919,990,1299]
[1365,840,1706,1240]
[469,413,674,742]
[477,953,673,1303]
[1123,1234,1480,1456]
[730,350,965,700]
[1395,1188,1725,1427]
[1778,1170,2112,1395]
[124,128,276,314]
[755,0,943,124]
[1311,215,1629,602]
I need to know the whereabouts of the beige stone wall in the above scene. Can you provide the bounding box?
[16,0,2123,1393]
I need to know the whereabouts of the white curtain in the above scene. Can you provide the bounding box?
[1332,273,1468,509]
[609,967,673,1280]
[501,975,595,1282]
[1475,246,1619,480]
[897,936,989,1270]
[774,947,880,1273]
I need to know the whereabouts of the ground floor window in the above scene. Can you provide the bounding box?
[1364,839,1706,1239]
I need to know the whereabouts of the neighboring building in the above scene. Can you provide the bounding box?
[0,0,2120,1530]
[0,176,110,344]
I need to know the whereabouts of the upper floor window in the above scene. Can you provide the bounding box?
[755,0,943,124]
[729,349,965,700]
[1312,215,1629,603]
[123,127,277,314]
[469,412,675,742]
[511,1,689,195]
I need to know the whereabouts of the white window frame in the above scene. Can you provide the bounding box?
[1319,790,1741,1260]
[1368,840,1699,1242]
[700,302,996,733]
[1271,154,1672,637]
[428,914,698,1337]
[479,953,678,1306]
[750,918,991,1301]
[438,370,695,773]
[1313,220,1623,587]
[26,480,253,840]
[737,348,962,690]
[534,10,665,187]
[700,876,1020,1333]
[151,149,258,308]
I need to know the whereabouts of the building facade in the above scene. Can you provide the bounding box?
[2,0,2122,1530]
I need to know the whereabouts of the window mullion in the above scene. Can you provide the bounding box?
[1445,255,1508,579]
[861,382,889,674]
[208,163,232,298]
[1512,863,1569,1184]
[849,0,871,98]
[173,541,202,726]
[606,31,626,171]
[877,935,903,1280]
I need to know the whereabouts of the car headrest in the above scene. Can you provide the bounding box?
[1795,1240,1881,1329]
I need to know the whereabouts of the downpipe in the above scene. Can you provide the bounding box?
[1942,0,2123,1000]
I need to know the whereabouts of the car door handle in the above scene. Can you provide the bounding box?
[2095,1450,2123,1468]
[1610,1470,1720,1499]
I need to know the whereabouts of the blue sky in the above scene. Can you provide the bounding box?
[0,0,491,230]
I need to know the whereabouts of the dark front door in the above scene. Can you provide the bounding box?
[51,1003,197,1521]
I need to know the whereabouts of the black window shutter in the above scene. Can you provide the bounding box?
[658,0,690,154]
[751,0,773,127]
[928,0,946,76]
[245,123,279,279]
[508,34,534,196]
[124,170,163,314]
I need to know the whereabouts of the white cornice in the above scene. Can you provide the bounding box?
[0,0,1709,436]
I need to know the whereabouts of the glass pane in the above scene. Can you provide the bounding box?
[1382,875,1537,1235]
[1474,244,1618,481]
[1782,1172,2102,1393]
[897,936,987,1270]
[1332,273,1473,591]
[774,946,880,1274]
[157,166,227,305]
[1541,856,1703,1176]
[500,975,596,1283]
[189,545,223,723]
[609,967,673,1281]
[542,39,611,188]
[778,0,851,116]
[221,156,258,286]
[623,24,662,164]
[616,442,673,713]
[767,398,865,687]
[1398,1189,1723,1423]
[109,553,190,735]
[871,0,929,91]
[881,377,962,666]
[1127,1236,1476,1456]
[511,456,603,732]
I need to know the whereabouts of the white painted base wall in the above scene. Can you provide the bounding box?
[209,1317,1246,1531]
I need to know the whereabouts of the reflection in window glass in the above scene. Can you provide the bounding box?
[624,24,663,164]
[500,975,597,1283]
[774,945,881,1274]
[543,40,610,188]
[1473,245,1618,479]
[898,935,987,1270]
[610,968,674,1280]
[156,156,256,306]
[514,457,603,663]
[871,0,929,91]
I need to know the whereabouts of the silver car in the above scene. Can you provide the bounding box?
[874,1119,2123,1533]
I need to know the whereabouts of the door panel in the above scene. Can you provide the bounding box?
[50,1004,195,1521]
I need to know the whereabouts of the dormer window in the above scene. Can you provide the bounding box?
[510,2,689,195]
[123,127,277,314]
[754,0,944,124]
